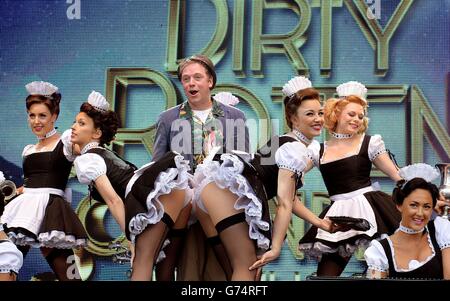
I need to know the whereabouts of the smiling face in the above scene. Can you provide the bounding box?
[397,188,433,231]
[335,102,365,135]
[27,103,57,138]
[291,99,324,140]
[180,62,213,110]
[70,112,101,149]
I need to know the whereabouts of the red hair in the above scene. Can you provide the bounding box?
[323,95,369,134]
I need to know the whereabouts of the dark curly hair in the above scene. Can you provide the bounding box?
[393,177,439,207]
[79,102,119,146]
[26,92,62,117]
[283,87,320,130]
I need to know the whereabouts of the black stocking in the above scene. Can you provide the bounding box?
[44,248,81,281]
[155,228,187,281]
[206,235,233,281]
[216,212,256,281]
[131,213,173,281]
[17,245,31,259]
[317,252,351,277]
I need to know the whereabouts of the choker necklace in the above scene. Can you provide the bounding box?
[293,129,312,145]
[330,131,353,139]
[398,223,424,234]
[81,142,101,155]
[37,128,57,140]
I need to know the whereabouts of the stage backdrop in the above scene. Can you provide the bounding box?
[0,0,448,281]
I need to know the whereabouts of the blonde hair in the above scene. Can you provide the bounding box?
[177,54,216,89]
[324,95,369,134]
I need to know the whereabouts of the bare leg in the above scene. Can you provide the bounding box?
[201,183,256,281]
[0,272,16,281]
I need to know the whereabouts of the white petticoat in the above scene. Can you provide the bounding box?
[192,153,270,250]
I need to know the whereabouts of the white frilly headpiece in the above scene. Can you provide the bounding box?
[282,76,312,98]
[0,171,5,183]
[398,163,440,184]
[88,91,109,112]
[213,92,239,106]
[336,81,368,103]
[25,81,59,97]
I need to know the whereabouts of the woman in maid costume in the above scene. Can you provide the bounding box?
[0,172,23,281]
[193,76,337,280]
[0,81,87,281]
[71,91,190,281]
[364,163,450,279]
[298,81,403,277]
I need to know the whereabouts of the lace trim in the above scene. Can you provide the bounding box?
[277,164,302,176]
[299,238,371,260]
[397,223,424,234]
[330,131,353,139]
[81,142,101,155]
[308,153,320,168]
[193,154,270,250]
[38,230,87,249]
[128,155,191,243]
[37,128,57,140]
[367,264,388,273]
[90,170,106,181]
[369,149,387,161]
[0,267,19,274]
[387,231,435,272]
[292,129,312,145]
[440,242,450,250]
[320,134,365,164]
[7,230,86,249]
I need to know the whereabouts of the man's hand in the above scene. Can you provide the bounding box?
[435,193,449,216]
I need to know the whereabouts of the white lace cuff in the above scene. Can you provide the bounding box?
[368,134,387,161]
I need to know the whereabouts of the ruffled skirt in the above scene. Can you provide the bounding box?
[1,189,87,249]
[193,153,271,251]
[125,151,192,243]
[299,186,400,259]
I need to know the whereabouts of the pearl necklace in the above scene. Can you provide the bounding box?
[37,128,57,140]
[81,142,101,155]
[330,131,353,139]
[293,129,312,145]
[398,223,424,234]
